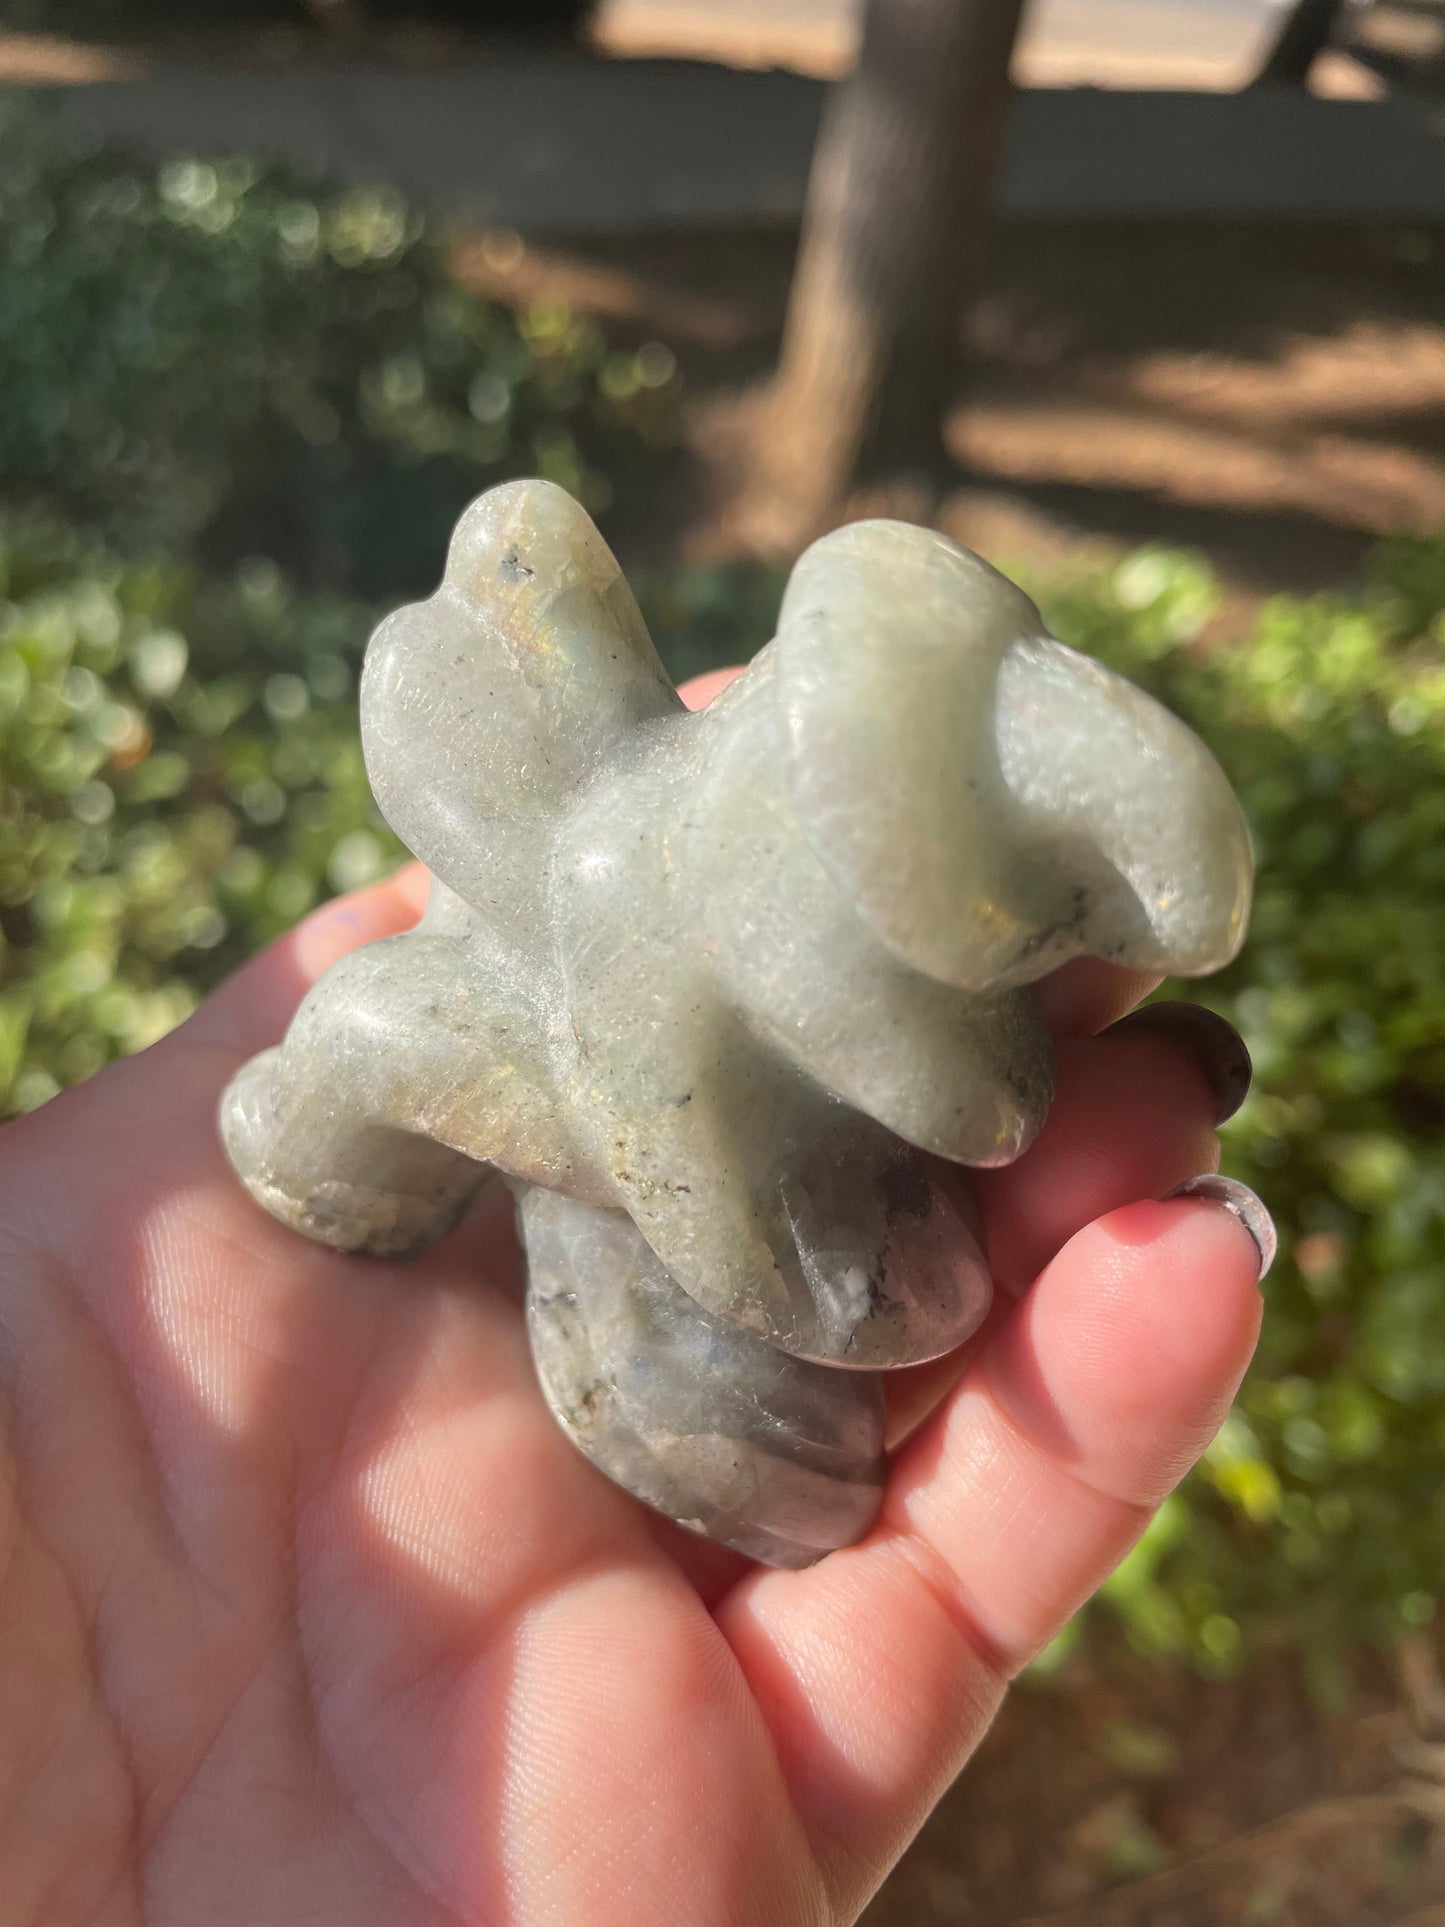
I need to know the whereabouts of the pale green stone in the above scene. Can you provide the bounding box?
[220,480,1252,1564]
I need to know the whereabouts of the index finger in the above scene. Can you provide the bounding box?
[180,861,432,1063]
[716,1191,1264,1917]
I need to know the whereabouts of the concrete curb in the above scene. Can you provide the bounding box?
[19,58,1445,232]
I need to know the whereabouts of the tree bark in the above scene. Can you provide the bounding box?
[1251,0,1350,86]
[762,0,1031,536]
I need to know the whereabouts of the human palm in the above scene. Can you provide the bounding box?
[1,685,1264,1927]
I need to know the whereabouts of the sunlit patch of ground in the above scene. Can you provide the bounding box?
[590,0,1383,95]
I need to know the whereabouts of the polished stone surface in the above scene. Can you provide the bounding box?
[221,479,1252,1562]
[524,1186,887,1569]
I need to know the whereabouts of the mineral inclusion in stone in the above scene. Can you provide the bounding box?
[221,479,1252,1567]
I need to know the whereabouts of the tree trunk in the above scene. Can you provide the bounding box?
[761,0,1031,538]
[1251,0,1350,86]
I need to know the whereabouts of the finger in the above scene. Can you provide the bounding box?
[974,1020,1224,1298]
[1032,957,1161,1038]
[678,666,744,711]
[880,1290,1025,1451]
[716,1191,1265,1915]
[181,861,431,1061]
[885,1013,1234,1446]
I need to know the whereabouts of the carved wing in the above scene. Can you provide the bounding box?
[360,479,682,910]
[776,519,1251,990]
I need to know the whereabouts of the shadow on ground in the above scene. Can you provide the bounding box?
[460,216,1445,600]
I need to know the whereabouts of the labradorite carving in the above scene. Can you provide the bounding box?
[221,479,1252,1567]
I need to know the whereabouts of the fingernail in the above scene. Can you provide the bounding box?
[1166,1174,1276,1280]
[1105,1000,1252,1124]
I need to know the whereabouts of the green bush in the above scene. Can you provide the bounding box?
[0,105,676,600]
[1026,542,1445,1679]
[0,516,399,1112]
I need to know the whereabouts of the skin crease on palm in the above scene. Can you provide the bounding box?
[0,666,1264,1927]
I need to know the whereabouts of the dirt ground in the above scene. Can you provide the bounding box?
[861,1631,1445,1927]
[17,8,1444,599]
[458,214,1445,609]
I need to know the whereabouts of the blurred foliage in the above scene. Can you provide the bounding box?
[0,515,396,1112]
[1026,540,1445,1680]
[0,104,677,601]
[634,559,787,690]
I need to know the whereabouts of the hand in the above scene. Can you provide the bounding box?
[0,673,1265,1927]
